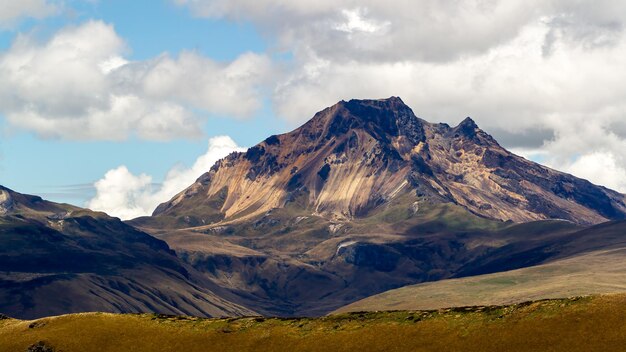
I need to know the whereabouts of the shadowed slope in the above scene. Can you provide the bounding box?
[0,186,255,319]
[335,221,626,313]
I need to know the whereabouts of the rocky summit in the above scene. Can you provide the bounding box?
[151,97,626,227]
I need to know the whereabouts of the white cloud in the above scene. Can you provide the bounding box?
[87,166,153,220]
[87,136,246,220]
[555,152,626,193]
[175,0,545,62]
[133,51,271,117]
[0,21,271,140]
[334,8,390,34]
[176,0,626,62]
[0,0,57,28]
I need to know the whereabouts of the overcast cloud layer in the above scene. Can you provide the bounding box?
[3,1,626,217]
[175,0,626,194]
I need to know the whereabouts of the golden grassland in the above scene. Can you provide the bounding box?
[3,294,626,351]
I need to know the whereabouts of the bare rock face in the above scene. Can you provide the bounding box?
[150,97,626,226]
[0,189,13,215]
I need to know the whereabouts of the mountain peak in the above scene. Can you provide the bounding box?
[450,116,498,146]
[347,96,406,106]
[458,116,478,128]
[307,97,426,147]
[454,116,480,135]
[150,98,626,226]
[341,96,410,114]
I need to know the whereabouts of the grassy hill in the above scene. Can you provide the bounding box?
[4,294,626,352]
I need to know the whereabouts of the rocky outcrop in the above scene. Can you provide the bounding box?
[0,189,13,215]
[27,341,55,352]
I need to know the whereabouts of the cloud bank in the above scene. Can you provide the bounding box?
[87,136,245,220]
[176,0,626,193]
[0,21,270,140]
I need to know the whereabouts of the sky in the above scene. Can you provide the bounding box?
[1,0,626,219]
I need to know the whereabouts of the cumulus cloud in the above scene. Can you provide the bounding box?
[0,21,271,140]
[87,166,153,220]
[556,152,626,193]
[87,136,246,219]
[274,22,626,131]
[0,0,57,28]
[125,51,271,117]
[177,0,626,63]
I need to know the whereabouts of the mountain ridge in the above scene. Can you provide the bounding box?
[0,185,255,319]
[147,97,626,227]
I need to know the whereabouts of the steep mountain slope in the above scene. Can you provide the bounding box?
[147,97,626,227]
[129,98,626,316]
[0,186,254,319]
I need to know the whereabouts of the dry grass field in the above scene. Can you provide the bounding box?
[3,294,626,352]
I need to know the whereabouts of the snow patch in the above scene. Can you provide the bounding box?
[336,240,357,254]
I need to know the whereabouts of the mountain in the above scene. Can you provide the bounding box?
[147,97,626,227]
[0,186,255,319]
[129,97,626,316]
